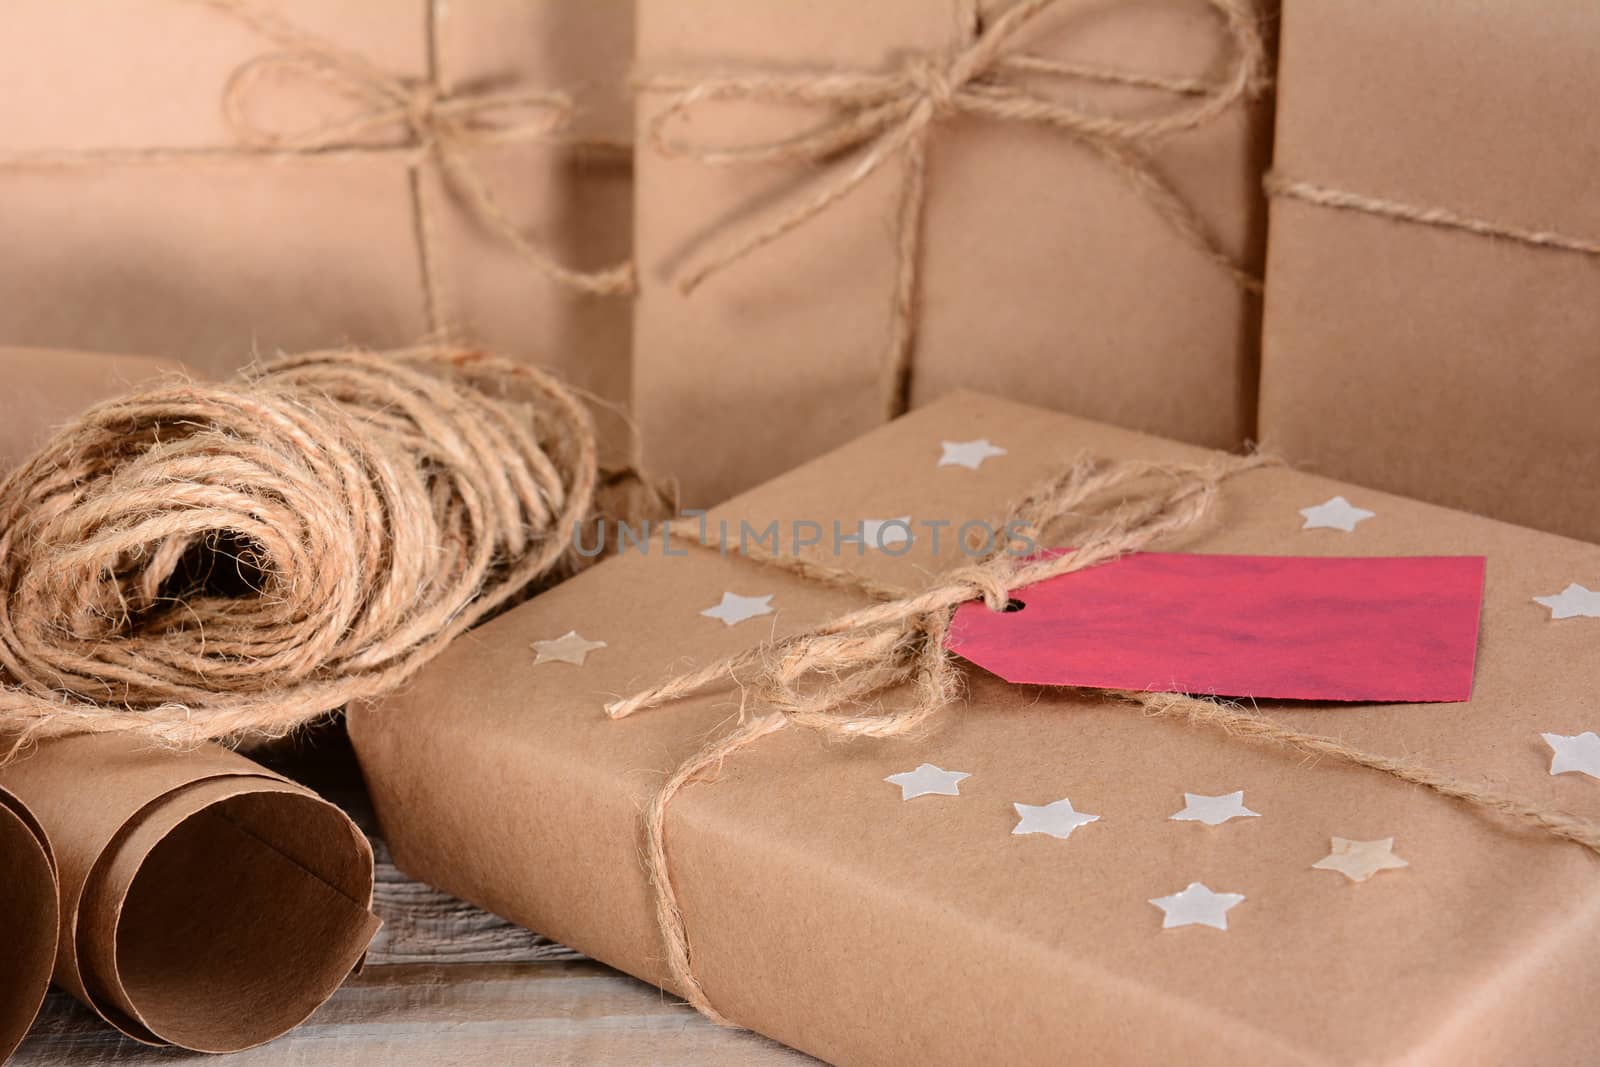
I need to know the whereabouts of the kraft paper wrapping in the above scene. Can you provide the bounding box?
[0,786,56,1064]
[354,393,1600,1065]
[1258,0,1600,543]
[0,348,185,471]
[0,0,634,454]
[634,0,1272,506]
[0,736,380,1054]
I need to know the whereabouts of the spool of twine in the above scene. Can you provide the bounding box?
[0,346,617,755]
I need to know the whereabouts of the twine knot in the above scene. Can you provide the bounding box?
[904,54,962,117]
[404,82,442,145]
[945,564,1016,613]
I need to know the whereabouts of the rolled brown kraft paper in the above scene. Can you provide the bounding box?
[0,735,380,1053]
[0,785,57,1064]
[0,347,186,472]
[355,393,1600,1065]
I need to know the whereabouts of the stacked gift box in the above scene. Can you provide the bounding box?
[2,0,1599,1064]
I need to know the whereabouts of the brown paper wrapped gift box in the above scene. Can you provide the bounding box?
[353,392,1600,1065]
[0,0,634,450]
[633,0,1274,506]
[1259,0,1600,543]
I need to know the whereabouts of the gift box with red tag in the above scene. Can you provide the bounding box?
[352,392,1600,1065]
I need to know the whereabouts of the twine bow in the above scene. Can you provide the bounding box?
[608,453,1600,1027]
[0,0,633,342]
[641,0,1267,419]
[224,50,576,156]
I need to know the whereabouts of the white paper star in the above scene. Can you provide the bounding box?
[700,592,774,626]
[1534,584,1600,620]
[883,763,970,800]
[938,438,1007,470]
[861,516,913,550]
[1299,495,1376,532]
[1542,732,1600,779]
[1169,791,1260,826]
[530,630,606,666]
[1312,837,1409,882]
[1012,797,1100,840]
[1149,883,1245,930]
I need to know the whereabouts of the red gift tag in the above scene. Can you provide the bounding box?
[947,553,1485,702]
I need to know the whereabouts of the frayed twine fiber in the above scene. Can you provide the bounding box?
[0,346,611,756]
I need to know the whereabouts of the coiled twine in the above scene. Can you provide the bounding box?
[0,347,602,752]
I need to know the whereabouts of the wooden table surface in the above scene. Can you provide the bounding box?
[11,729,813,1067]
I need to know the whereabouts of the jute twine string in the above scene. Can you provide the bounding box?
[1265,173,1600,259]
[639,0,1267,419]
[606,455,1600,1026]
[0,347,601,758]
[0,0,633,342]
